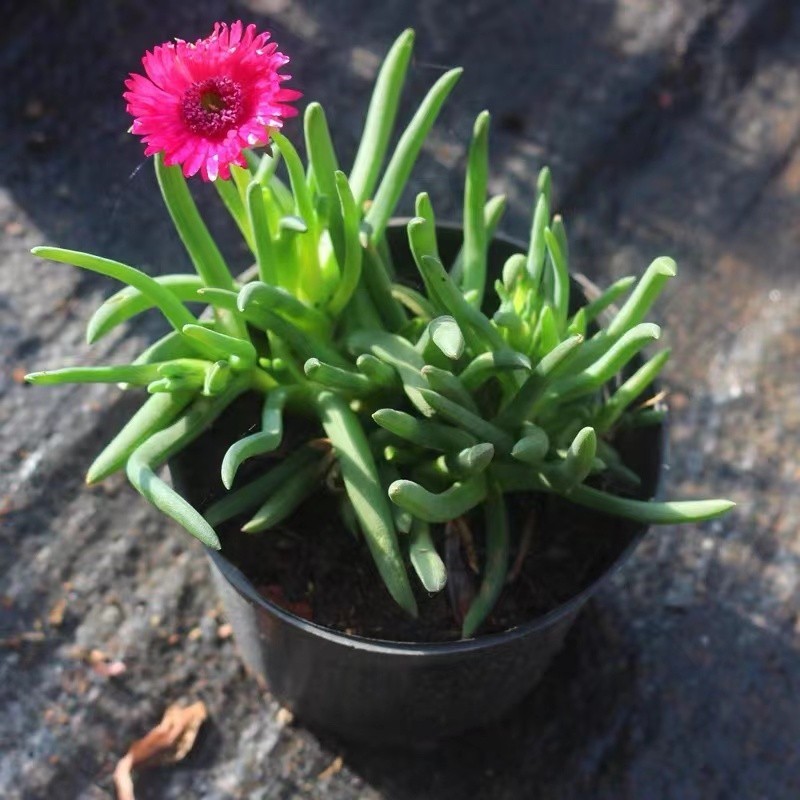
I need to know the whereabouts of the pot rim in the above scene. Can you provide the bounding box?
[204,221,669,656]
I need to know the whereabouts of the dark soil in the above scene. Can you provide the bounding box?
[172,393,657,643]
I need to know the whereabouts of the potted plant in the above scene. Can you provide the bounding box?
[26,23,733,745]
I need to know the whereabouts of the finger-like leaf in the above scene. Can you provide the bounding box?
[87,275,205,344]
[246,182,277,285]
[238,281,329,335]
[511,426,550,465]
[327,172,363,315]
[206,446,318,527]
[596,349,671,432]
[409,519,447,593]
[419,388,515,453]
[495,334,584,427]
[348,329,432,415]
[421,365,479,414]
[388,475,488,523]
[460,111,490,306]
[459,350,531,391]
[26,363,162,386]
[242,456,323,532]
[86,392,194,484]
[450,193,507,284]
[221,388,290,489]
[318,391,417,616]
[461,484,509,637]
[577,275,636,325]
[214,176,255,253]
[365,67,463,241]
[181,324,257,367]
[304,358,374,394]
[605,257,676,338]
[126,384,248,548]
[372,408,477,452]
[429,316,465,361]
[543,223,570,330]
[566,485,735,524]
[549,323,661,404]
[154,154,237,291]
[32,247,197,335]
[349,29,415,205]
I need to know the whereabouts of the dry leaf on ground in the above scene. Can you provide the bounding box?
[113,701,207,800]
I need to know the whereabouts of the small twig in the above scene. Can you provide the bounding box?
[453,516,479,574]
[507,508,537,584]
[445,519,476,624]
[636,389,668,410]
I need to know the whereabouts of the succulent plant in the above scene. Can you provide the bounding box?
[27,29,733,636]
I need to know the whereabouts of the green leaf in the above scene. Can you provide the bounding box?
[237,281,329,335]
[451,194,507,285]
[86,392,194,484]
[220,388,290,489]
[32,247,197,335]
[214,176,255,253]
[494,334,584,427]
[407,240,506,354]
[419,388,515,453]
[242,456,323,532]
[543,223,570,330]
[442,442,495,477]
[549,426,597,490]
[361,244,407,332]
[409,519,447,593]
[388,475,488,523]
[390,283,436,320]
[461,111,490,306]
[205,446,318,527]
[605,257,676,338]
[365,67,463,241]
[348,329,433,415]
[318,391,417,616]
[126,383,248,548]
[462,484,509,638]
[181,324,256,368]
[26,363,162,386]
[246,182,277,285]
[577,275,636,325]
[429,316,465,360]
[511,426,550,465]
[304,358,374,394]
[421,365,479,414]
[327,172,364,315]
[304,102,343,255]
[202,360,232,396]
[459,350,531,392]
[549,323,661,404]
[349,29,416,205]
[565,485,735,524]
[154,154,236,291]
[86,275,205,344]
[372,408,477,452]
[596,349,671,433]
[527,194,549,289]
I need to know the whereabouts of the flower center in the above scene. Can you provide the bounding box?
[182,77,245,139]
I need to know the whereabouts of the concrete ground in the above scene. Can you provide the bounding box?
[1,0,798,797]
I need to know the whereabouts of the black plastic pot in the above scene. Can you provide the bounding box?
[170,223,666,747]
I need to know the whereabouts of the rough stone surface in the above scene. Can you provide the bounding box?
[2,1,799,797]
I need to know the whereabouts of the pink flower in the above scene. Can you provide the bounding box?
[124,21,301,181]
